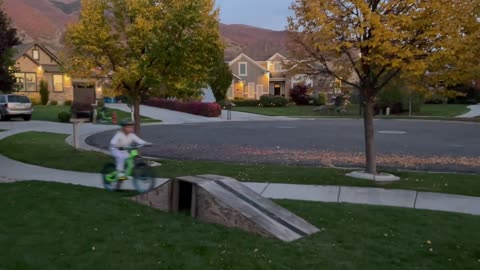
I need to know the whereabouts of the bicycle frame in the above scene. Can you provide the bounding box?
[124,149,139,176]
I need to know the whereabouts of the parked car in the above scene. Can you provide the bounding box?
[0,94,33,121]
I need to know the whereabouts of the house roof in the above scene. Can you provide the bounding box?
[13,43,34,60]
[228,53,269,72]
[267,53,287,61]
[232,74,242,80]
[13,43,62,65]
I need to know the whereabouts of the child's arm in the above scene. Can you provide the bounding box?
[131,134,149,145]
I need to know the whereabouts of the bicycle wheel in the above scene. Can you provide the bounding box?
[132,161,155,193]
[101,163,120,191]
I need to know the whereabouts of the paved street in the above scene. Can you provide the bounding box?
[87,119,480,172]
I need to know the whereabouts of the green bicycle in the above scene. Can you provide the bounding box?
[101,144,155,193]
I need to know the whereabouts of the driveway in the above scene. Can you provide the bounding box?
[87,119,480,173]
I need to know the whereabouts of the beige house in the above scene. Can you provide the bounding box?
[12,43,102,104]
[226,52,339,100]
[13,43,73,103]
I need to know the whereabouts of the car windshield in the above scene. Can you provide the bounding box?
[8,95,30,103]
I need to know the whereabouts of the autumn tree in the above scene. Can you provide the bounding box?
[64,0,223,132]
[0,0,21,93]
[289,0,480,174]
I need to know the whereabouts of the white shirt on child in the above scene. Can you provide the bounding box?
[110,131,147,149]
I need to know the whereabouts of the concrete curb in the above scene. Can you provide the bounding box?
[346,171,400,182]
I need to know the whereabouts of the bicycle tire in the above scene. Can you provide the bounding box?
[132,161,155,193]
[101,163,120,191]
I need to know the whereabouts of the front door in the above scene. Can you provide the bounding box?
[274,83,281,96]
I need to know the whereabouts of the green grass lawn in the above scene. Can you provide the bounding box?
[32,105,158,123]
[1,181,479,270]
[235,104,360,117]
[1,131,480,197]
[417,104,470,117]
[235,104,470,119]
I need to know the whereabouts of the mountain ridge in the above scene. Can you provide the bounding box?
[3,0,289,60]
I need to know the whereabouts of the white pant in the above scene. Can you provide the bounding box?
[110,147,129,172]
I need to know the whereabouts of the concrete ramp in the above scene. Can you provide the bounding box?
[132,175,319,242]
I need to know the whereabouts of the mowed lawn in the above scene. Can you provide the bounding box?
[235,104,360,117]
[32,105,158,123]
[419,104,470,117]
[1,181,479,270]
[234,104,470,118]
[1,131,480,197]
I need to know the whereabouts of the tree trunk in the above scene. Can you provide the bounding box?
[363,99,377,174]
[133,99,141,134]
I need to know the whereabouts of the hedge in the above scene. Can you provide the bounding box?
[259,95,289,107]
[145,98,221,117]
[232,99,260,107]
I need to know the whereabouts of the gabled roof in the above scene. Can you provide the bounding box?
[233,74,242,80]
[228,53,269,72]
[13,43,62,65]
[267,53,287,61]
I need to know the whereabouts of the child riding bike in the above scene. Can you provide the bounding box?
[110,119,151,179]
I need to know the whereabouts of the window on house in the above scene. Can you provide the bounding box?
[239,62,247,76]
[14,73,25,91]
[25,73,37,91]
[32,49,40,60]
[15,73,37,92]
[53,74,64,92]
[274,62,282,71]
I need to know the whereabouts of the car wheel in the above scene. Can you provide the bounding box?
[23,115,32,121]
[0,112,8,121]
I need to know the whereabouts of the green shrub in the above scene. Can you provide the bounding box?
[232,99,259,107]
[39,80,49,105]
[64,100,72,106]
[57,112,71,123]
[314,93,327,106]
[259,95,289,107]
[49,100,58,106]
[97,100,105,108]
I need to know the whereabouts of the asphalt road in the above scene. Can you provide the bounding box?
[87,119,480,172]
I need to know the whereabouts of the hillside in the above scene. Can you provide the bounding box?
[3,0,289,60]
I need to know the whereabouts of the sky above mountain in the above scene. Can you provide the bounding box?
[216,0,293,31]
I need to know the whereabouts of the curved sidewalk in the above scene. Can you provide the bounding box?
[0,154,479,216]
[106,103,294,122]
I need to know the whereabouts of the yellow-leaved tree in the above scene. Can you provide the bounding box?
[288,0,480,174]
[64,0,223,133]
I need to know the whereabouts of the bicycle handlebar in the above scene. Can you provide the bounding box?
[118,143,152,151]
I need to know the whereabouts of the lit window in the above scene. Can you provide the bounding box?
[53,74,64,92]
[239,62,247,76]
[25,73,37,91]
[14,73,25,91]
[32,49,40,60]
